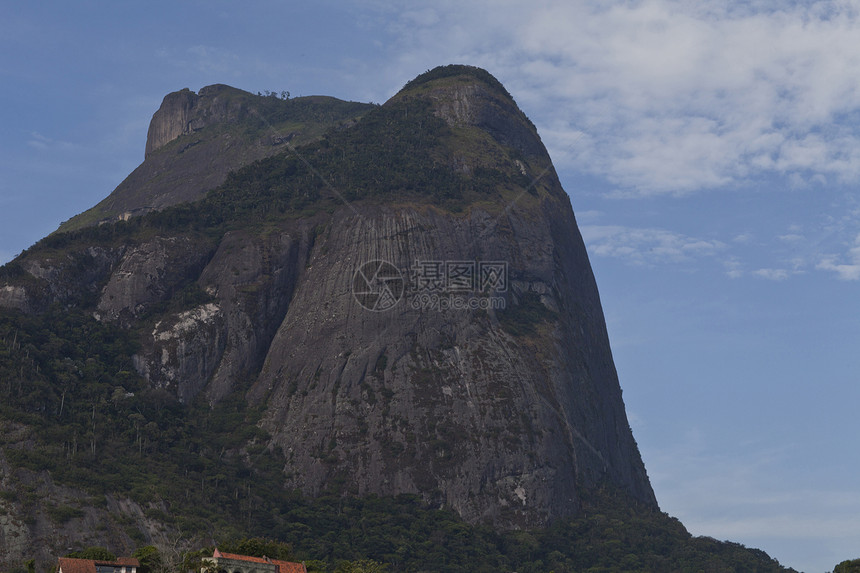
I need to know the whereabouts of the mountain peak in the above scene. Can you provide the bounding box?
[399,64,514,100]
[391,65,546,160]
[144,84,257,158]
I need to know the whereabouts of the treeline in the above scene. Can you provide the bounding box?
[8,490,797,572]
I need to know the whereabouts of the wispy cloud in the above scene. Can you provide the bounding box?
[817,233,860,280]
[752,268,793,281]
[26,132,77,151]
[581,217,860,281]
[581,224,725,265]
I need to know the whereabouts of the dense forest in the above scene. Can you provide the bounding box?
[12,491,798,572]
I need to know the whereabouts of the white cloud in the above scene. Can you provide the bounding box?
[817,233,860,279]
[752,268,791,280]
[724,257,744,278]
[581,224,725,265]
[376,0,860,195]
[27,132,77,152]
[777,233,804,243]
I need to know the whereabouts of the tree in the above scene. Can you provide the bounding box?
[334,559,389,573]
[151,530,197,573]
[835,559,860,573]
[66,547,116,560]
[218,537,295,561]
[133,546,162,573]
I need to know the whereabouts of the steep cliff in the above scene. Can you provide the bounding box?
[144,87,199,158]
[0,65,666,567]
[248,202,656,526]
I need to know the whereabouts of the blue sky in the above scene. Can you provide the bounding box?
[2,1,859,571]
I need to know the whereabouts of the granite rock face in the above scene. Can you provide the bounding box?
[247,198,656,527]
[0,66,656,532]
[130,224,319,404]
[95,236,213,325]
[144,87,200,158]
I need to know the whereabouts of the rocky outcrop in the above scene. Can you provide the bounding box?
[0,285,29,313]
[144,84,263,157]
[427,81,545,159]
[131,223,320,404]
[144,88,199,158]
[195,225,319,404]
[96,236,214,325]
[0,246,120,314]
[133,302,227,403]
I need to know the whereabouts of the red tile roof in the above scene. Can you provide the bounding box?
[57,557,140,573]
[58,558,96,573]
[213,549,307,573]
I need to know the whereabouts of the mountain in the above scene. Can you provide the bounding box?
[0,65,792,572]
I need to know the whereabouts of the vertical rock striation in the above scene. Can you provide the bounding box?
[144,87,199,158]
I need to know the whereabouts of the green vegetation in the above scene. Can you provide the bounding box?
[402,65,513,101]
[0,301,285,541]
[498,291,558,336]
[46,504,85,524]
[331,560,389,573]
[66,547,116,560]
[132,546,162,573]
[218,537,297,561]
[836,559,860,573]
[7,559,35,573]
[206,96,477,214]
[39,491,791,572]
[241,489,791,572]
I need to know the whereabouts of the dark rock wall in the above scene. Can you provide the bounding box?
[244,197,655,528]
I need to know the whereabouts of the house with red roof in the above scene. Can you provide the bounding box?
[202,548,307,573]
[56,557,139,573]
